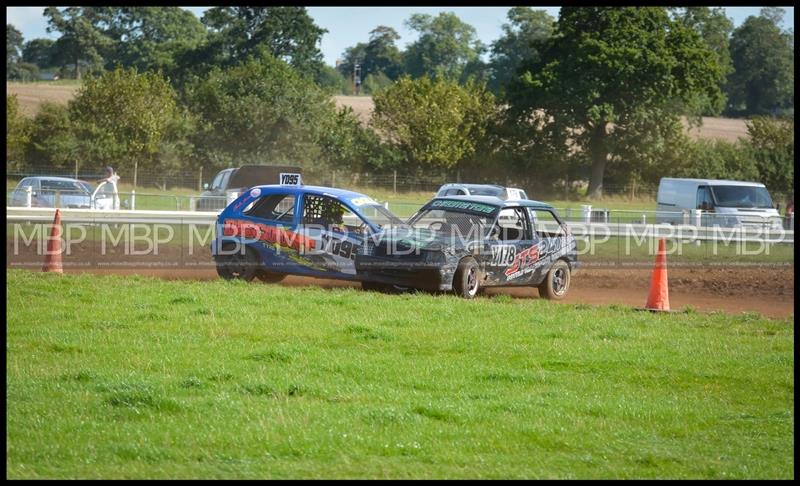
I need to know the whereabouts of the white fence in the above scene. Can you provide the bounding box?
[6,206,793,245]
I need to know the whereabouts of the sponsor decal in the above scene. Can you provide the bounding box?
[350,196,378,207]
[431,199,496,214]
[222,219,316,252]
[250,188,261,198]
[505,244,540,279]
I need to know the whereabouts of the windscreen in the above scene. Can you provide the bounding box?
[356,204,405,229]
[408,199,499,238]
[711,185,774,209]
[468,187,503,197]
[41,179,91,194]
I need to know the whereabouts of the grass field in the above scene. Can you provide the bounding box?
[8,178,661,215]
[6,270,794,479]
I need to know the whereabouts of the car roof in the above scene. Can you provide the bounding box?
[439,183,505,190]
[661,178,766,187]
[22,176,85,182]
[430,195,553,210]
[249,184,375,202]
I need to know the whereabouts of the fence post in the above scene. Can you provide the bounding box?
[133,160,138,192]
[74,160,79,180]
[131,190,136,211]
[198,166,203,192]
[581,205,591,224]
[25,186,32,208]
[393,170,397,194]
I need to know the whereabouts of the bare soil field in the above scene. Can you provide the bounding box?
[7,239,793,318]
[6,82,80,116]
[6,84,750,142]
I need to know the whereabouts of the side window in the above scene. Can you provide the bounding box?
[491,207,531,241]
[218,170,232,191]
[696,186,713,210]
[243,194,296,222]
[529,209,565,237]
[302,195,368,235]
[210,171,225,191]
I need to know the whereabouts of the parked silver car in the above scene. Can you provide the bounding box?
[8,176,118,209]
[435,183,529,200]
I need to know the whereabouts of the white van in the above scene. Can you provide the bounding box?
[655,178,781,229]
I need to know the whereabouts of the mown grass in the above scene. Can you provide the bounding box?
[6,269,794,479]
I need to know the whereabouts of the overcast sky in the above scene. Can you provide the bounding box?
[6,6,795,67]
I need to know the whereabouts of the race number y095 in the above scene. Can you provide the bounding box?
[280,173,302,186]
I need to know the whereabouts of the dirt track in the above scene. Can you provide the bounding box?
[9,252,793,318]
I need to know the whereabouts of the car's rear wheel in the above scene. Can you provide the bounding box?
[257,270,286,283]
[453,257,480,299]
[215,245,260,282]
[538,259,571,300]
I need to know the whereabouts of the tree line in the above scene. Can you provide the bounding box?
[6,7,794,197]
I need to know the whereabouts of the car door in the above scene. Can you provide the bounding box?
[527,208,572,285]
[482,206,538,286]
[296,194,371,279]
[233,192,306,274]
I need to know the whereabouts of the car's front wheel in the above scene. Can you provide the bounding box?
[215,246,260,282]
[453,257,480,299]
[538,259,571,300]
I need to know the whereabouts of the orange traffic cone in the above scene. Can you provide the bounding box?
[644,238,669,311]
[42,209,64,274]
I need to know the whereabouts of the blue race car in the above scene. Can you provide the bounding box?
[211,178,404,283]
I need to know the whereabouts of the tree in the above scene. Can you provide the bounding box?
[25,102,80,171]
[200,7,326,78]
[507,7,725,198]
[7,24,23,75]
[69,67,180,173]
[371,76,496,173]
[44,7,112,79]
[727,9,794,115]
[671,138,759,183]
[184,53,336,169]
[488,8,555,96]
[337,26,403,84]
[318,107,402,173]
[336,42,368,82]
[403,12,483,81]
[316,64,352,94]
[22,38,56,69]
[745,116,794,194]
[363,72,393,95]
[363,26,403,80]
[671,7,734,115]
[7,95,32,171]
[100,7,207,73]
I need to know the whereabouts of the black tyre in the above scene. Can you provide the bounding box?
[453,257,480,299]
[538,259,571,300]
[215,245,260,282]
[257,270,286,283]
